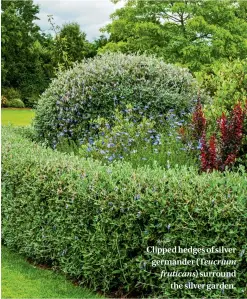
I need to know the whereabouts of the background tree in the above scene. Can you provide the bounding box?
[1,0,51,102]
[92,35,108,53]
[59,22,95,61]
[100,0,247,71]
[48,18,96,71]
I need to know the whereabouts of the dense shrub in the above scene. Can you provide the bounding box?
[79,104,196,169]
[22,95,39,109]
[6,98,25,108]
[197,59,247,122]
[33,52,206,146]
[1,87,38,108]
[1,87,21,100]
[2,127,247,298]
[9,125,37,142]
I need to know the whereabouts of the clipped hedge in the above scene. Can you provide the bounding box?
[2,127,247,298]
[33,53,205,146]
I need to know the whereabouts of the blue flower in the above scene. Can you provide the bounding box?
[197,140,203,150]
[134,194,140,200]
[107,143,115,148]
[88,137,94,145]
[108,155,114,161]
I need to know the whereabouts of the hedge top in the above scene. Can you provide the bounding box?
[2,127,247,298]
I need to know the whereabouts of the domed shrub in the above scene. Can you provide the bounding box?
[34,53,203,146]
[6,98,25,108]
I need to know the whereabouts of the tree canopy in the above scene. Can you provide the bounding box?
[1,0,41,91]
[100,0,247,71]
[1,1,98,102]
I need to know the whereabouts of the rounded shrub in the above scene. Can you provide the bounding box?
[33,52,204,146]
[6,98,25,108]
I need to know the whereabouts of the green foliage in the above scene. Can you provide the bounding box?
[80,105,156,162]
[2,127,247,298]
[6,98,25,108]
[93,35,108,54]
[101,0,247,71]
[1,1,53,104]
[80,105,197,169]
[1,87,21,100]
[23,95,39,109]
[59,22,95,62]
[56,138,79,155]
[33,52,203,146]
[48,17,96,73]
[196,59,247,122]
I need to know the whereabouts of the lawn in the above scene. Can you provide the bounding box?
[1,108,35,126]
[1,246,103,299]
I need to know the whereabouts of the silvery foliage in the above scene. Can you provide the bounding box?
[34,52,205,147]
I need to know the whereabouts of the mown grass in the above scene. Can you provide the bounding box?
[1,108,35,126]
[1,246,103,298]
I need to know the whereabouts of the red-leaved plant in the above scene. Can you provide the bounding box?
[191,99,207,141]
[217,103,245,170]
[191,99,247,172]
[200,133,218,172]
